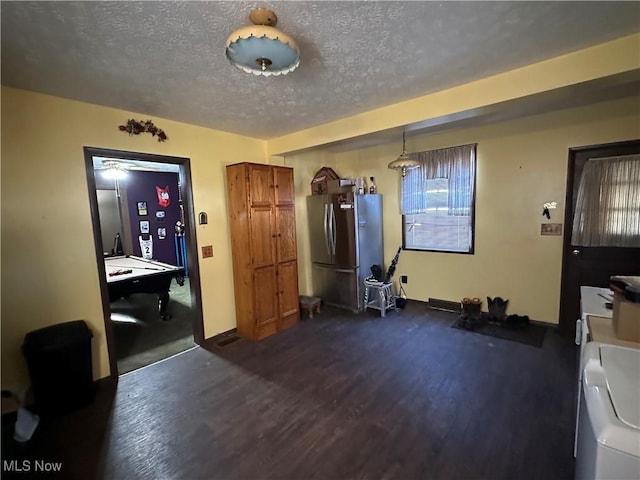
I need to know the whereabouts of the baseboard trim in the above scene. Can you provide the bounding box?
[427,298,462,313]
[202,328,240,350]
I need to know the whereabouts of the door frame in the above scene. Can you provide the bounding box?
[84,147,205,378]
[558,139,640,337]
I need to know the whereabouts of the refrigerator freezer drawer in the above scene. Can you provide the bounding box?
[312,263,360,312]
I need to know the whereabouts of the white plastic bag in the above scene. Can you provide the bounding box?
[14,407,39,442]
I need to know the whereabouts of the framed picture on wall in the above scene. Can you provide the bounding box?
[140,220,150,234]
[137,201,148,216]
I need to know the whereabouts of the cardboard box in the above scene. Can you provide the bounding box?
[612,290,640,342]
[326,179,354,194]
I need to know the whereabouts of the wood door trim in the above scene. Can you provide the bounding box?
[558,139,640,336]
[84,147,205,378]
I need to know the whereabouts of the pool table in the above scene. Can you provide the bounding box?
[105,255,185,320]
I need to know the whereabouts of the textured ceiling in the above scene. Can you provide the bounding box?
[2,1,639,140]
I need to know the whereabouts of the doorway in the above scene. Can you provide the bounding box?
[84,147,204,377]
[558,139,640,338]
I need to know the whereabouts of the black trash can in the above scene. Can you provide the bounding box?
[22,320,94,415]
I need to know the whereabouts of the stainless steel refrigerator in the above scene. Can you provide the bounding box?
[307,193,383,312]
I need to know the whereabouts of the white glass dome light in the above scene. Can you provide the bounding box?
[225,8,300,77]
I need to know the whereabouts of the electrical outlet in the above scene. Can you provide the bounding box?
[202,245,214,258]
[401,275,408,284]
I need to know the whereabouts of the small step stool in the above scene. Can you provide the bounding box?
[300,296,321,319]
[363,279,397,317]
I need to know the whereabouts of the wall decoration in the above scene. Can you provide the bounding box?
[140,220,150,234]
[127,171,179,265]
[137,201,148,216]
[542,201,558,219]
[158,227,167,240]
[118,119,167,142]
[174,227,188,276]
[139,235,153,259]
[156,186,171,207]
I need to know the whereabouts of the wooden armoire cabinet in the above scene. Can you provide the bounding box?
[226,163,300,340]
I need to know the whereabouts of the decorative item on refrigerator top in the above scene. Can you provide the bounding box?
[310,167,340,195]
[369,177,377,194]
[327,178,355,194]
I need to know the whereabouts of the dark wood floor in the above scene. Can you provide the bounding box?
[3,302,577,479]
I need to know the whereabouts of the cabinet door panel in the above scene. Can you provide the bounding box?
[250,207,275,267]
[274,167,295,205]
[254,266,278,327]
[249,164,273,206]
[276,206,297,263]
[278,261,299,322]
[255,321,278,340]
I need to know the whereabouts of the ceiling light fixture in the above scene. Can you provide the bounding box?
[388,131,420,177]
[100,161,128,180]
[225,8,300,77]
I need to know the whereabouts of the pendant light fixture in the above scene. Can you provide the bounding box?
[225,8,300,77]
[387,131,420,177]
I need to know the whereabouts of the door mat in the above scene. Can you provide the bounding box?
[451,318,546,348]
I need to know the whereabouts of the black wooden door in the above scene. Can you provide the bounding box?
[558,139,640,338]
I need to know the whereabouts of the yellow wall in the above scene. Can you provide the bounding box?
[292,97,638,323]
[1,87,266,389]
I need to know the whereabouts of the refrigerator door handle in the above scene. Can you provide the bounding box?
[330,203,337,255]
[323,204,331,255]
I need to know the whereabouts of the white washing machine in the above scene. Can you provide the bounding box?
[575,342,640,480]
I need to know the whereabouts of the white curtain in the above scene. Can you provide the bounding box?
[401,144,476,215]
[571,154,640,247]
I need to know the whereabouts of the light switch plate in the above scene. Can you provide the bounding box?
[202,245,214,258]
[541,223,562,235]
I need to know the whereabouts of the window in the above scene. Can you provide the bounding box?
[402,144,476,253]
[572,154,640,247]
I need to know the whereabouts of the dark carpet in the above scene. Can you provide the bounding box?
[451,316,547,347]
[111,278,196,374]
